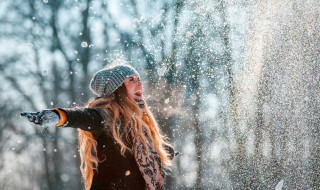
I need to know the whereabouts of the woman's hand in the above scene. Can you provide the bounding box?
[20,110,60,127]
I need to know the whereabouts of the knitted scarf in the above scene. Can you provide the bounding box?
[132,100,166,190]
[132,127,165,189]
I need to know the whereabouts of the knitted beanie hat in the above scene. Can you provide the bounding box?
[90,64,140,97]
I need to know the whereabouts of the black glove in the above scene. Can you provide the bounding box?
[164,144,179,160]
[20,110,60,127]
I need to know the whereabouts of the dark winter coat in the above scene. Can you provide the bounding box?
[60,107,146,190]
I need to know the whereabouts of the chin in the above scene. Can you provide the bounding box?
[135,96,143,100]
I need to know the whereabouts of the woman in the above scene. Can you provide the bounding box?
[21,63,175,190]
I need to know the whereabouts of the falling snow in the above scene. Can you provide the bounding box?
[81,41,88,48]
[42,69,48,76]
[1,0,320,189]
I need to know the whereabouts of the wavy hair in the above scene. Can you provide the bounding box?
[78,85,172,190]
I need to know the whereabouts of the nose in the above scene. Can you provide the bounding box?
[137,80,142,86]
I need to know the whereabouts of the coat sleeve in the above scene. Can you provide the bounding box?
[55,107,113,133]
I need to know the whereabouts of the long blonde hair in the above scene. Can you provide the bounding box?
[78,85,172,190]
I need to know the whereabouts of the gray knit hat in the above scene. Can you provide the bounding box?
[90,64,140,97]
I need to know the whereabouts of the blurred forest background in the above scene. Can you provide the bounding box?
[0,0,319,189]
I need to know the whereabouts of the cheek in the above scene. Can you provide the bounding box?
[125,83,135,97]
[128,89,135,97]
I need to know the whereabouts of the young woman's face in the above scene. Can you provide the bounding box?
[124,75,143,100]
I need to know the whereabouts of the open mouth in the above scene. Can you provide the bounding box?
[135,90,142,96]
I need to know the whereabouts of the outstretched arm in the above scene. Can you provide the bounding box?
[21,107,112,132]
[57,107,111,132]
